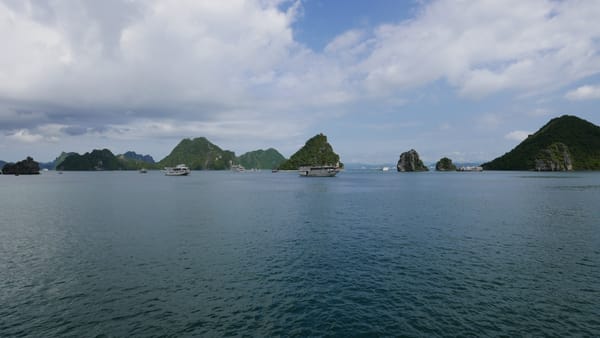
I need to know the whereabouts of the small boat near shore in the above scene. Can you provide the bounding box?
[164,164,190,176]
[139,168,147,173]
[299,165,340,177]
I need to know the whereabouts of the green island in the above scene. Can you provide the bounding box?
[237,148,286,170]
[3,115,600,172]
[48,137,287,171]
[158,137,236,170]
[435,157,457,171]
[482,115,600,171]
[278,133,342,170]
[2,157,40,175]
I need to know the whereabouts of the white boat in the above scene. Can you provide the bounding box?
[298,165,340,177]
[231,164,245,172]
[381,166,390,171]
[457,166,483,172]
[139,168,147,173]
[164,164,190,176]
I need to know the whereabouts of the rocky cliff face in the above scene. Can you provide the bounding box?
[397,149,428,172]
[534,142,573,171]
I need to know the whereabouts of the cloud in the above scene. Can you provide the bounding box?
[353,0,600,98]
[7,129,45,143]
[2,0,600,161]
[3,0,600,122]
[565,85,600,100]
[505,130,531,142]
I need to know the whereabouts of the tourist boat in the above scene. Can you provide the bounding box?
[139,168,147,174]
[381,166,390,171]
[298,165,340,177]
[164,164,190,176]
[457,166,483,172]
[231,164,245,172]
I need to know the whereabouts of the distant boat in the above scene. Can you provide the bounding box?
[298,165,340,177]
[139,168,148,174]
[381,166,390,171]
[457,166,483,172]
[231,164,245,172]
[164,164,190,176]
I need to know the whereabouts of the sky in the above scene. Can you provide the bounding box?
[1,0,600,164]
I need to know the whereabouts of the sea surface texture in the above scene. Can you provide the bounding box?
[1,171,599,336]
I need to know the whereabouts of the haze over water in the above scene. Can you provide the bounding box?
[1,171,599,336]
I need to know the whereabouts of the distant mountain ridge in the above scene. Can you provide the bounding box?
[483,115,600,170]
[121,151,155,163]
[39,138,287,171]
[59,149,126,170]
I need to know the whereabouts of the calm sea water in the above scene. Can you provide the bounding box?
[1,170,599,336]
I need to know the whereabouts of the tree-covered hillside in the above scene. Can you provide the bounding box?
[237,148,285,169]
[278,133,341,170]
[59,149,125,170]
[483,115,600,170]
[159,137,236,170]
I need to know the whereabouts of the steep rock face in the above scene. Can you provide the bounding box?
[397,149,428,172]
[2,157,40,175]
[435,157,456,171]
[534,142,573,171]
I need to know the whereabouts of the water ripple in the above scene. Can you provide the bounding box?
[1,171,599,336]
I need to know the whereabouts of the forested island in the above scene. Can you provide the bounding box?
[278,133,342,170]
[2,115,599,172]
[482,115,600,171]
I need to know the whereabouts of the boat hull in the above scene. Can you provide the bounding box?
[165,171,189,176]
[298,166,340,177]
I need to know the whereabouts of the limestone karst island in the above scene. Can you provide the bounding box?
[2,115,600,174]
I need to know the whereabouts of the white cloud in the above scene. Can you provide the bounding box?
[3,0,600,121]
[353,0,600,98]
[565,85,600,100]
[2,0,600,161]
[7,129,45,143]
[505,130,531,142]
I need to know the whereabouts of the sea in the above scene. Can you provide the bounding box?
[1,170,599,336]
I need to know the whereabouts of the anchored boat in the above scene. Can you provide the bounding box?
[298,165,340,177]
[164,164,191,176]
